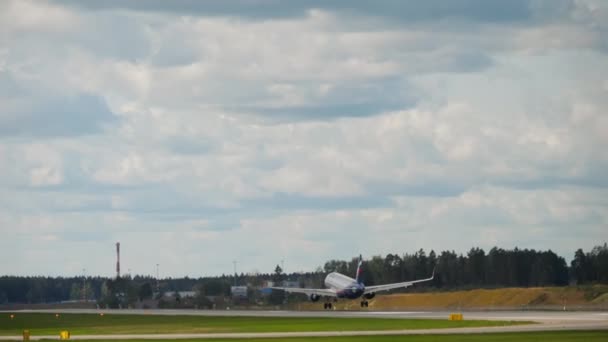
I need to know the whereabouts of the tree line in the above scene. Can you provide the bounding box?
[1,244,606,306]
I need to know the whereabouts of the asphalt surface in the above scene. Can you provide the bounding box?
[1,309,606,340]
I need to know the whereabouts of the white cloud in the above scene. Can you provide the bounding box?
[0,0,606,276]
[0,0,80,34]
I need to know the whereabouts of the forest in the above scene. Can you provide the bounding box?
[0,244,606,306]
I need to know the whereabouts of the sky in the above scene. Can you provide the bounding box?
[1,0,607,278]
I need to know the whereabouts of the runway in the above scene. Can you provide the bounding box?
[10,308,608,323]
[1,309,606,340]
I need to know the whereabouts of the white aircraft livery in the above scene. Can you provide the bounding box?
[271,255,434,309]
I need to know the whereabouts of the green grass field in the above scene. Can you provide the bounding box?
[54,331,608,342]
[0,313,526,335]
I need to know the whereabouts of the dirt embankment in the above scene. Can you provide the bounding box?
[297,285,608,311]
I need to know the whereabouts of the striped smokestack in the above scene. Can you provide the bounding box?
[116,242,121,278]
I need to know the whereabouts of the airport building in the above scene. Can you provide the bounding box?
[231,286,248,298]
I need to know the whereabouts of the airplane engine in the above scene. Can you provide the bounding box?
[363,293,375,300]
[309,294,321,302]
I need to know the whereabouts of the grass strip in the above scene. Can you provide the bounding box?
[0,313,527,335]
[37,331,608,342]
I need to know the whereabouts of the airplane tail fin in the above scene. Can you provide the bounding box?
[355,254,363,284]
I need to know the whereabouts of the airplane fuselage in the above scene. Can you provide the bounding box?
[324,272,365,299]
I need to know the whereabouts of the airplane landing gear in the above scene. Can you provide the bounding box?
[360,301,369,308]
[323,302,333,310]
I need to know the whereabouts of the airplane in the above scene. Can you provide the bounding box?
[271,255,435,309]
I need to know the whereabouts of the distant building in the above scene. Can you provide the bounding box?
[231,286,248,298]
[283,281,300,288]
[161,291,196,298]
[260,288,272,295]
[259,280,300,296]
[262,280,299,288]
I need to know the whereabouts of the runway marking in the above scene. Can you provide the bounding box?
[353,311,427,315]
[469,316,607,321]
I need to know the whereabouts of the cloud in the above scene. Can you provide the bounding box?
[0,92,116,137]
[72,14,497,123]
[0,0,606,276]
[55,0,570,23]
[0,0,80,34]
[230,77,418,121]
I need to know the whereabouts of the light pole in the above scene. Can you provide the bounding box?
[156,264,160,294]
[233,260,237,286]
[82,268,86,302]
[281,259,287,306]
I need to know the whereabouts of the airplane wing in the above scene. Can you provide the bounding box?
[364,269,435,295]
[270,287,337,297]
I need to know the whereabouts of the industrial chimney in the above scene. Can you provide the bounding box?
[116,242,121,278]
